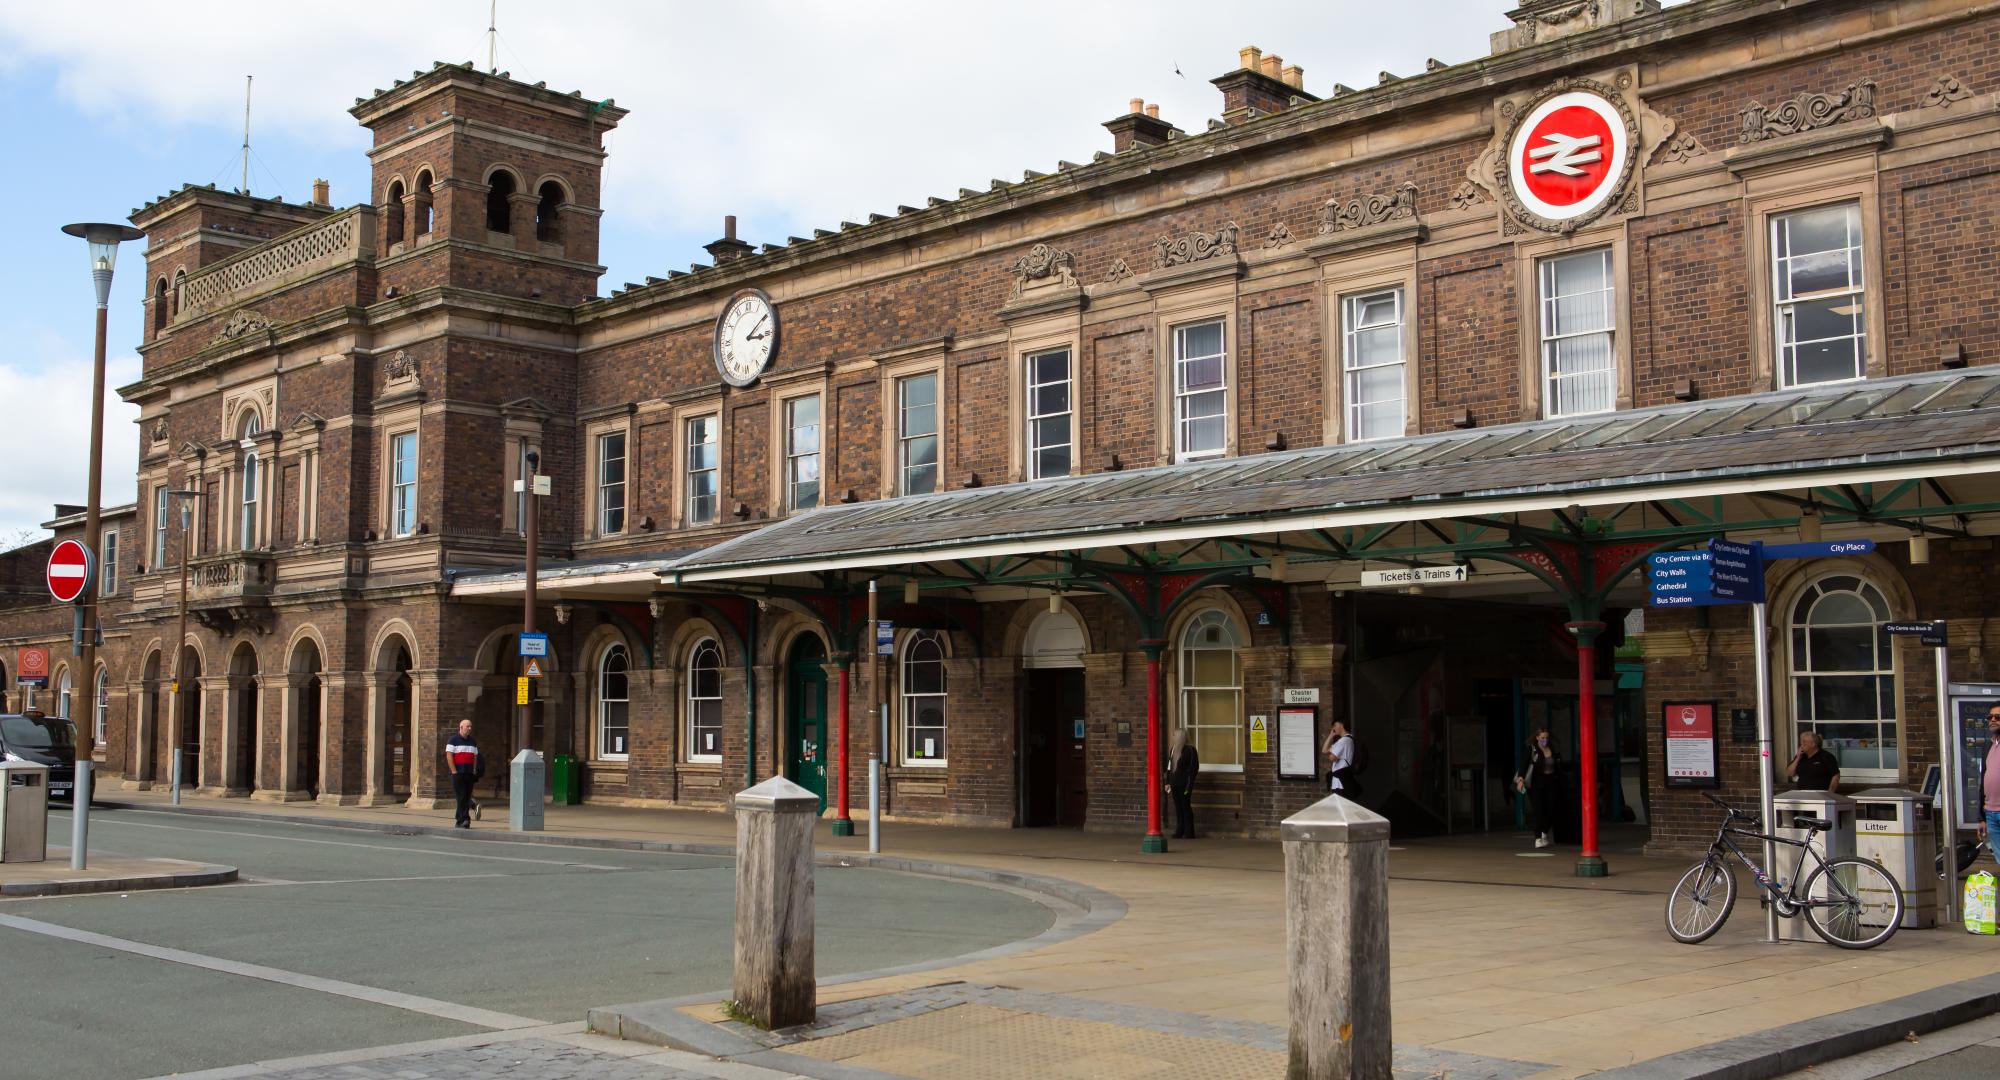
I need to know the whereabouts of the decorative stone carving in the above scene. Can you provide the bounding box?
[1320,183,1417,234]
[1101,258,1134,285]
[1656,130,1707,164]
[383,350,419,382]
[149,418,168,443]
[1009,243,1077,297]
[1739,79,1876,143]
[1448,181,1487,211]
[1922,74,1973,110]
[210,308,274,344]
[1150,222,1239,269]
[1262,222,1294,249]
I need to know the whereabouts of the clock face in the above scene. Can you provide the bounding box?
[714,291,778,387]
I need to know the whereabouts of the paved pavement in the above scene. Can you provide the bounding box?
[5,806,1052,1080]
[1775,1011,2000,1078]
[63,791,2000,1078]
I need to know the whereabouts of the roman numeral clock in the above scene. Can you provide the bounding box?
[715,288,779,386]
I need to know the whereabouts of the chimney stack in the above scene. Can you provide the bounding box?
[704,214,754,263]
[1214,44,1316,124]
[311,178,330,206]
[1105,98,1176,152]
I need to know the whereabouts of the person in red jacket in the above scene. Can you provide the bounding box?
[445,719,483,828]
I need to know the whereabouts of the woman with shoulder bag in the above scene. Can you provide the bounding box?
[1516,728,1558,849]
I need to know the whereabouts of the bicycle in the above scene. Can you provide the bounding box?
[1665,792,1905,949]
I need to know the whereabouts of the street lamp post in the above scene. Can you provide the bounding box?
[167,487,203,805]
[512,449,546,831]
[60,221,144,871]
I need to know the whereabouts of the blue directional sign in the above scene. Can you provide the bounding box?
[518,632,550,658]
[1759,538,1875,560]
[1647,551,1730,607]
[1707,537,1767,603]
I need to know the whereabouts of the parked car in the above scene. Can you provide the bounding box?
[0,711,78,803]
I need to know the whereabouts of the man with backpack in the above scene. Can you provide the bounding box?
[1323,719,1364,799]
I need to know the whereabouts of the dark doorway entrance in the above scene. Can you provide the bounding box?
[177,646,202,784]
[784,635,828,814]
[1022,668,1087,827]
[229,644,258,793]
[389,646,413,798]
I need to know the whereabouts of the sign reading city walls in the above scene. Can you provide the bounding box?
[1466,68,1677,236]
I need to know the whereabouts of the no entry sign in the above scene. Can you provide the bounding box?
[46,539,94,604]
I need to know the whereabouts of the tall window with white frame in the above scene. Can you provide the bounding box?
[1773,203,1866,387]
[686,416,718,526]
[686,639,723,761]
[152,484,169,569]
[390,431,418,537]
[786,396,820,512]
[514,440,533,536]
[1179,609,1242,770]
[238,412,262,549]
[597,644,630,760]
[1342,289,1405,442]
[1789,575,1896,775]
[597,431,627,536]
[1173,320,1227,461]
[1538,249,1616,418]
[100,529,118,597]
[94,668,108,744]
[57,668,72,721]
[1026,347,1073,480]
[901,630,948,764]
[898,373,939,495]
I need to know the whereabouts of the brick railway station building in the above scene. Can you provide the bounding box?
[8,0,2000,865]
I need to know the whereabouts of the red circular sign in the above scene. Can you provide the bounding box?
[47,539,93,604]
[1507,89,1629,224]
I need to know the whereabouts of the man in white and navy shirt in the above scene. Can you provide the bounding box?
[445,719,483,828]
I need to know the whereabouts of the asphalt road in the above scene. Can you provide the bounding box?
[3,807,1056,1080]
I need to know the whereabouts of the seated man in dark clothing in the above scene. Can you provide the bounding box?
[1786,731,1841,792]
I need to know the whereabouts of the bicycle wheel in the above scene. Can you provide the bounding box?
[1666,855,1736,944]
[1802,857,1904,950]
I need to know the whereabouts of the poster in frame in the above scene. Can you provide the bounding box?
[1661,700,1720,789]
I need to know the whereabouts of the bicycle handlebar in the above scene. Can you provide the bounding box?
[1703,791,1763,829]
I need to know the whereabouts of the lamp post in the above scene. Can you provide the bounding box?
[167,487,203,805]
[60,221,144,870]
[512,448,546,831]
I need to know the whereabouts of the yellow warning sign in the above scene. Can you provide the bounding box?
[515,677,530,705]
[1249,714,1270,754]
[523,657,544,679]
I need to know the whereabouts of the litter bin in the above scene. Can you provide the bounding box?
[1851,787,1936,929]
[550,754,581,806]
[1773,789,1855,942]
[0,759,50,863]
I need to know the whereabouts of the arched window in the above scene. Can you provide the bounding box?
[535,181,563,243]
[172,269,186,316]
[1789,575,1896,774]
[413,171,433,235]
[154,278,169,333]
[1179,608,1242,770]
[57,667,73,721]
[686,639,722,761]
[900,630,948,765]
[486,170,517,233]
[384,180,406,246]
[238,411,262,550]
[597,643,629,760]
[94,668,109,743]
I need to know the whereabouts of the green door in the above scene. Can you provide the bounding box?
[786,639,829,814]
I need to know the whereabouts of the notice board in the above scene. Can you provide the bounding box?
[1278,706,1317,781]
[1662,700,1719,788]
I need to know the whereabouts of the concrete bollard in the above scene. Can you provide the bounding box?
[1283,792,1392,1080]
[732,776,818,1029]
[509,750,545,832]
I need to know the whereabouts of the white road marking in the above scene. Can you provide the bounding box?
[81,813,628,870]
[0,912,546,1030]
[220,873,508,888]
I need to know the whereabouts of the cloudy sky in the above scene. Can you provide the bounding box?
[0,0,1511,542]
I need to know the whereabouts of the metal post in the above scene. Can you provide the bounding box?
[1935,626,1959,924]
[171,747,183,805]
[869,579,884,830]
[832,657,852,835]
[1141,642,1166,853]
[1752,601,1779,943]
[170,486,199,808]
[1571,621,1607,877]
[513,450,543,832]
[868,756,881,854]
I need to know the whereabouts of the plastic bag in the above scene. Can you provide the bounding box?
[1965,871,1998,935]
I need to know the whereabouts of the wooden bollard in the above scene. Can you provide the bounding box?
[1283,793,1392,1080]
[732,776,818,1028]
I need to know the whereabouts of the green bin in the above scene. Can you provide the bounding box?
[550,754,582,805]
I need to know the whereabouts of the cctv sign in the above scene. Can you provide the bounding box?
[1508,89,1630,224]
